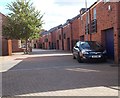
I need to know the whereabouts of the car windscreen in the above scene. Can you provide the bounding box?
[80,41,102,50]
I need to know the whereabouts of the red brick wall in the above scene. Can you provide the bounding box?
[39,35,45,49]
[1,13,23,53]
[12,39,23,52]
[72,18,79,40]
[0,13,2,35]
[2,38,12,56]
[56,28,63,50]
[43,34,49,49]
[8,39,12,55]
[79,12,91,41]
[79,1,120,63]
[118,2,120,62]
[0,14,2,56]
[52,30,57,49]
[2,38,8,56]
[0,13,12,56]
[72,18,80,47]
[92,2,119,63]
[63,24,71,51]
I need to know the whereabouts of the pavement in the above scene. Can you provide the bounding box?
[0,49,119,97]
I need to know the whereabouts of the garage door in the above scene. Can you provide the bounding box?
[105,28,114,59]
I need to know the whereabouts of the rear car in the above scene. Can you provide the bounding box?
[73,41,107,63]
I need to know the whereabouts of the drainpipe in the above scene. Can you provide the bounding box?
[115,2,119,64]
[70,22,73,52]
[89,10,92,41]
[61,27,64,50]
[85,0,89,41]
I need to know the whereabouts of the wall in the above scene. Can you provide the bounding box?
[56,28,63,50]
[12,39,23,52]
[51,30,57,49]
[72,17,80,48]
[0,14,2,56]
[2,38,12,56]
[63,24,71,51]
[79,1,120,64]
[0,13,12,56]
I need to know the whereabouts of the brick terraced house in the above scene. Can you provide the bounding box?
[0,12,23,56]
[79,1,120,63]
[39,0,120,64]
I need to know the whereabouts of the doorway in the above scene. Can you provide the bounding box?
[67,38,70,51]
[105,28,114,59]
[57,40,59,49]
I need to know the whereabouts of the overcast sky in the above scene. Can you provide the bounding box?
[0,0,97,30]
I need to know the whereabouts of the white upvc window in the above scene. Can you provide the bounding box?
[93,8,96,19]
[103,0,110,3]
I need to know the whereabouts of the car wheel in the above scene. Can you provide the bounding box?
[73,54,76,59]
[77,53,82,63]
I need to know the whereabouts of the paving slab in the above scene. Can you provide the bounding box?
[0,49,119,97]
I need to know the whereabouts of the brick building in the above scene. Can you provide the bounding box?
[79,0,120,63]
[55,25,63,50]
[39,31,49,49]
[56,14,80,51]
[62,21,72,51]
[0,12,12,56]
[39,0,120,64]
[0,12,23,55]
[70,14,81,50]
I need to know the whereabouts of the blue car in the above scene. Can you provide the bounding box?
[73,41,107,63]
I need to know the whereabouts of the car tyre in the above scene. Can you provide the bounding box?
[77,53,82,63]
[73,54,76,59]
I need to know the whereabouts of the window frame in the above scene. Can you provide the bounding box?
[93,7,96,20]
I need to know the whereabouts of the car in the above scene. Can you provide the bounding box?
[73,41,107,63]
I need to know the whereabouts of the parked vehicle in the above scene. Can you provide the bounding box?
[73,41,107,63]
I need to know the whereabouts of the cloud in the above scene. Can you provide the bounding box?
[0,0,97,30]
[0,6,4,10]
[33,0,83,30]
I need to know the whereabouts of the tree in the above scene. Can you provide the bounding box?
[3,0,44,53]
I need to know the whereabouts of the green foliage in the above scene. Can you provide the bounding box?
[3,0,44,40]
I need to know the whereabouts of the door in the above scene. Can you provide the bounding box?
[67,38,70,50]
[105,28,114,59]
[49,42,51,49]
[57,40,59,49]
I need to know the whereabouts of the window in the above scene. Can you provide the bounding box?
[44,38,48,42]
[63,33,66,39]
[81,16,83,20]
[91,19,97,33]
[103,0,110,3]
[59,35,61,40]
[85,12,90,24]
[93,8,96,19]
[85,24,89,34]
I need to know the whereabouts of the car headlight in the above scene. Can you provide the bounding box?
[82,51,89,54]
[103,50,106,54]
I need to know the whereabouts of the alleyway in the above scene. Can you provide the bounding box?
[1,49,118,96]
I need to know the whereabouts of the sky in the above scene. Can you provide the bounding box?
[0,0,97,30]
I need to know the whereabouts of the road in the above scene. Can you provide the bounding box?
[1,49,119,97]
